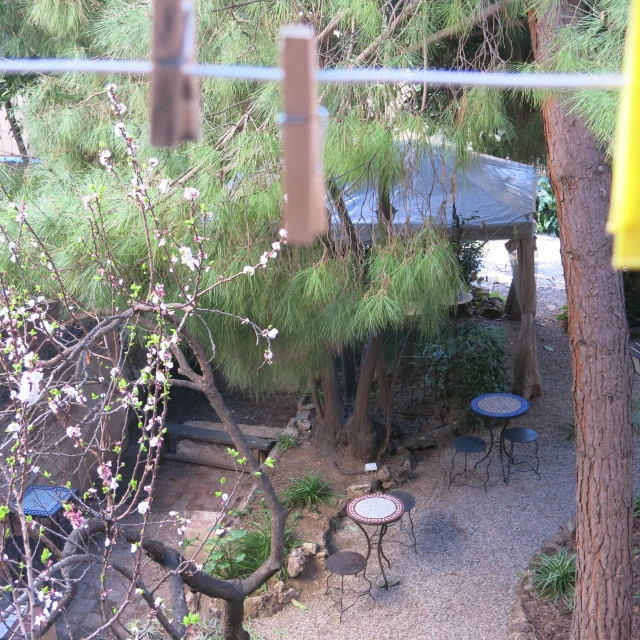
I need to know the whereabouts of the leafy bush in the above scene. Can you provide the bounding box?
[537,178,559,237]
[281,473,341,510]
[204,510,297,580]
[532,548,576,606]
[457,240,485,286]
[276,433,298,451]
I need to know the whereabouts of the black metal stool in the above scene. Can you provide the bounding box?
[325,551,374,621]
[501,426,540,484]
[386,490,417,553]
[449,435,490,490]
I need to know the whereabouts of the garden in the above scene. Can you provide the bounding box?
[0,1,638,640]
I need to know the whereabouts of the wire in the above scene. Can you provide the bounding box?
[0,57,626,89]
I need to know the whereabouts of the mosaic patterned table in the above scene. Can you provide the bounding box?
[347,493,404,589]
[469,393,531,475]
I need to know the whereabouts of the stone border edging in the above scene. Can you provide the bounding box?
[509,517,575,640]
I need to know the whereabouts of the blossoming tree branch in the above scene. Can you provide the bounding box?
[0,86,288,640]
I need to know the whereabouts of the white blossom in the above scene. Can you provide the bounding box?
[114,122,126,138]
[272,241,281,251]
[243,266,255,276]
[267,328,278,340]
[17,370,43,405]
[279,228,288,238]
[183,187,200,201]
[155,371,166,384]
[137,500,150,515]
[179,246,200,271]
[147,157,159,168]
[158,179,170,194]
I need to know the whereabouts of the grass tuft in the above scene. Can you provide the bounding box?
[532,548,576,606]
[281,473,341,510]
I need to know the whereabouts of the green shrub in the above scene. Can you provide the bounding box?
[423,323,508,429]
[281,473,341,510]
[634,494,640,519]
[537,178,559,237]
[204,510,297,580]
[276,433,298,451]
[532,548,576,606]
[560,423,575,443]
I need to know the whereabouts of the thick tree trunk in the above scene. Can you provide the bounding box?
[221,599,249,640]
[314,363,344,452]
[529,6,633,639]
[341,346,357,404]
[348,334,383,460]
[376,346,390,410]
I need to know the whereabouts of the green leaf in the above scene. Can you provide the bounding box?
[291,599,307,610]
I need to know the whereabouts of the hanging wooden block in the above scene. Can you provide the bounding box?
[280,26,327,245]
[151,0,201,147]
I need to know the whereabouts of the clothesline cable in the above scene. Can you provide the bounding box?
[0,57,627,89]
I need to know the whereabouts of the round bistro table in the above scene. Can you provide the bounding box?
[469,393,531,481]
[346,493,404,589]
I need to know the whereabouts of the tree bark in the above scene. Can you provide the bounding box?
[529,6,633,639]
[341,346,357,405]
[221,598,250,640]
[313,362,344,452]
[347,334,383,460]
[4,99,29,165]
[376,346,390,410]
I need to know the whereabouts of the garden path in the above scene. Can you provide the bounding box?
[251,236,640,640]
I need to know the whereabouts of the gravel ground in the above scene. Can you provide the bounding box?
[250,236,640,640]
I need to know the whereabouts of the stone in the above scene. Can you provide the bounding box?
[244,582,298,619]
[482,305,503,319]
[509,623,534,634]
[297,419,311,432]
[540,543,560,556]
[295,410,310,423]
[401,458,411,470]
[283,425,298,437]
[377,464,411,490]
[432,425,454,448]
[403,436,437,452]
[347,483,373,498]
[287,548,307,578]
[302,542,318,556]
[316,548,329,558]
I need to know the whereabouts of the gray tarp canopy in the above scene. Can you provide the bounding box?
[330,148,542,399]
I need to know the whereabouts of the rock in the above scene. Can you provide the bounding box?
[244,581,298,619]
[432,425,454,448]
[287,548,307,578]
[316,548,329,558]
[377,464,411,490]
[509,623,534,634]
[302,542,318,556]
[482,305,503,319]
[283,425,298,437]
[297,419,311,432]
[540,543,560,556]
[403,436,437,452]
[401,458,411,470]
[298,402,315,411]
[295,410,310,423]
[347,482,373,498]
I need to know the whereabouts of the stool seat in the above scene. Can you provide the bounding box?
[386,490,415,512]
[325,551,367,576]
[452,435,486,453]
[503,426,538,444]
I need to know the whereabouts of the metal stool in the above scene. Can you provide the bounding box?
[449,435,490,490]
[386,490,417,553]
[501,426,540,484]
[325,551,374,621]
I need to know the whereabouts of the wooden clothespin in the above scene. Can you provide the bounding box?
[280,26,327,245]
[151,0,200,147]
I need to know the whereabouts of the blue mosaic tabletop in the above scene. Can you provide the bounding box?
[470,393,530,419]
[21,485,77,517]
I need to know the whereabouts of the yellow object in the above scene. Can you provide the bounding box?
[608,0,640,269]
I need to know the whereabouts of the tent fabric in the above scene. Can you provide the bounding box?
[331,149,538,242]
[507,237,543,400]
[330,147,542,400]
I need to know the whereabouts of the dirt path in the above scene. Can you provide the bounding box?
[250,236,640,640]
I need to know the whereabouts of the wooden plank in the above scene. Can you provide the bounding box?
[163,452,249,472]
[184,420,284,440]
[165,421,275,450]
